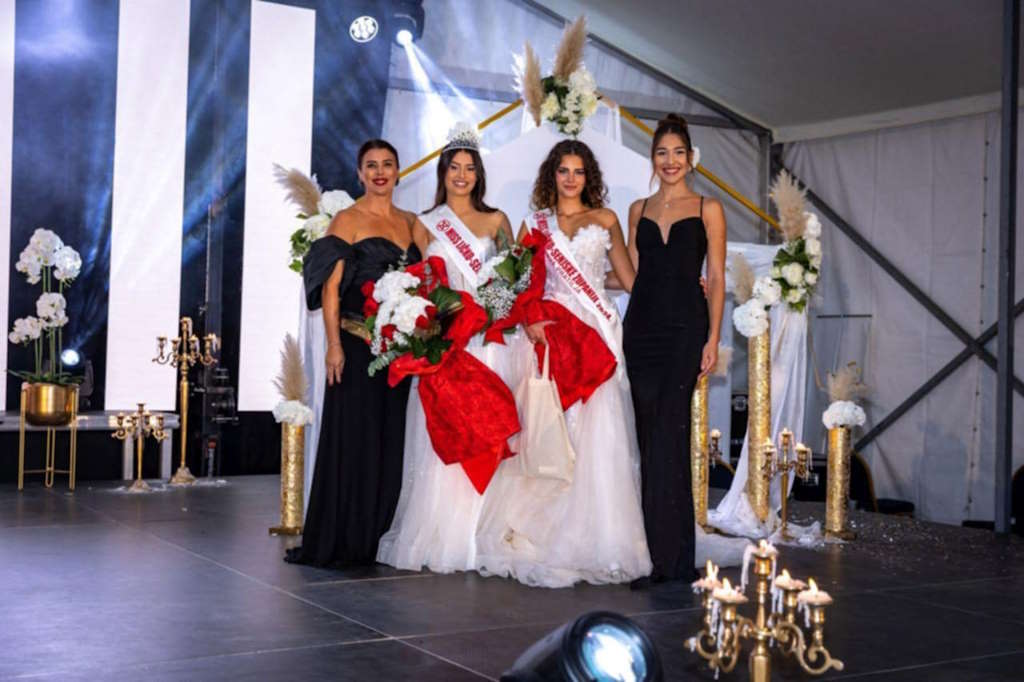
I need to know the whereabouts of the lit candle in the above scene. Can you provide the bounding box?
[710,428,721,440]
[712,577,748,604]
[692,559,722,591]
[797,578,833,606]
[773,568,806,592]
[756,538,778,557]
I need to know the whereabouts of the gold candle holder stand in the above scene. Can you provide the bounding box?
[153,317,219,485]
[112,403,169,493]
[746,324,772,523]
[688,544,844,682]
[826,427,856,540]
[691,374,711,531]
[760,431,814,539]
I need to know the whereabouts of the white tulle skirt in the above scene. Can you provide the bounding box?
[475,354,654,588]
[376,332,529,573]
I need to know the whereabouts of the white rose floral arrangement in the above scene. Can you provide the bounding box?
[729,253,775,338]
[767,171,822,313]
[7,228,83,385]
[516,16,602,137]
[273,164,354,273]
[822,362,869,430]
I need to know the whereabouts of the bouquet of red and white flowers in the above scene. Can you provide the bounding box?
[475,230,547,344]
[361,256,464,377]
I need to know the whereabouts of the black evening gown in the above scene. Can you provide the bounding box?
[285,236,421,567]
[623,197,708,582]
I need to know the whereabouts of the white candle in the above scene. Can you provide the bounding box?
[710,428,721,439]
[712,577,748,604]
[797,578,833,606]
[773,568,806,592]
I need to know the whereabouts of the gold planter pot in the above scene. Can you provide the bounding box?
[746,323,772,523]
[826,426,856,540]
[24,383,78,427]
[691,374,710,530]
[269,423,305,535]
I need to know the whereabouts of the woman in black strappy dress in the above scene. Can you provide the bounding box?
[623,115,726,583]
[286,140,423,568]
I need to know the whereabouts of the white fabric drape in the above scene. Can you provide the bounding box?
[707,243,809,538]
[298,287,326,515]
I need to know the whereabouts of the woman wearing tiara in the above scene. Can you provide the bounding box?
[475,139,652,588]
[376,123,526,573]
[286,139,421,568]
[624,114,727,584]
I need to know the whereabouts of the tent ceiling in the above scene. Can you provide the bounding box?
[533,0,1015,139]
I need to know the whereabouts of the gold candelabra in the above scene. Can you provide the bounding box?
[112,403,169,492]
[688,542,844,682]
[153,317,219,484]
[760,429,815,539]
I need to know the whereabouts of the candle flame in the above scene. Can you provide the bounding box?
[780,569,791,581]
[722,577,732,591]
[808,578,818,593]
[705,560,719,580]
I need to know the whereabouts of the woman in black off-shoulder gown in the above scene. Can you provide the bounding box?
[623,115,725,583]
[286,139,422,567]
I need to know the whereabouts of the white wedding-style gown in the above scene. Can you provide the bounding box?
[475,225,654,588]
[376,236,529,573]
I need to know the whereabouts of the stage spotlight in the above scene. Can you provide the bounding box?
[392,0,424,46]
[349,15,378,43]
[60,348,81,367]
[501,611,663,682]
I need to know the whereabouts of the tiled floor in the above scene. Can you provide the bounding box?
[3,476,1023,680]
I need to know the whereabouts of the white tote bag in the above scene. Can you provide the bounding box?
[515,344,576,482]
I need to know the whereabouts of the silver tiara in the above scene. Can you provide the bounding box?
[445,121,481,152]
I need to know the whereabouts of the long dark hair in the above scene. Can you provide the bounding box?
[425,146,496,214]
[530,139,607,211]
[357,138,400,185]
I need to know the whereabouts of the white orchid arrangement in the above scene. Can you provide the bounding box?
[7,228,83,385]
[768,171,822,313]
[273,164,354,273]
[516,16,601,137]
[822,362,869,430]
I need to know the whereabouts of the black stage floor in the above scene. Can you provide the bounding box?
[4,475,1024,681]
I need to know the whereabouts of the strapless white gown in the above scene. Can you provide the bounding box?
[376,236,530,573]
[475,225,654,587]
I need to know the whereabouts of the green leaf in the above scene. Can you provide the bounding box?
[493,256,517,283]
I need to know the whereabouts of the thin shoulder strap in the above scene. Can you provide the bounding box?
[640,197,649,218]
[699,195,704,217]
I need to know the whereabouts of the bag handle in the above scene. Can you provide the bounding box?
[541,343,551,381]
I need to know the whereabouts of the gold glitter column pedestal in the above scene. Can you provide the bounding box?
[746,324,772,523]
[269,423,304,535]
[691,374,711,530]
[826,426,856,540]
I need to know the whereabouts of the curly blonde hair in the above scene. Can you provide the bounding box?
[530,140,607,211]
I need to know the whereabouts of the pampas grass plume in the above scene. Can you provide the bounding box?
[713,345,733,377]
[827,361,869,403]
[273,164,321,217]
[515,42,544,125]
[553,16,587,81]
[769,171,808,241]
[729,253,756,304]
[273,333,307,402]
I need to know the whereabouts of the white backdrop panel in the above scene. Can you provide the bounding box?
[105,0,190,410]
[0,0,14,408]
[237,0,315,411]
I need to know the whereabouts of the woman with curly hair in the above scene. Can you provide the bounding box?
[475,139,652,588]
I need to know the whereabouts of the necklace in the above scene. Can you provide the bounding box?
[661,194,693,208]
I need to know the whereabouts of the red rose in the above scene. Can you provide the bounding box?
[381,324,397,340]
[415,315,430,329]
[361,280,375,298]
[363,297,379,317]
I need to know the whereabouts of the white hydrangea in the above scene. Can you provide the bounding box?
[317,190,354,218]
[36,292,67,327]
[8,316,43,344]
[272,399,314,426]
[822,400,866,429]
[781,262,805,287]
[804,237,821,258]
[752,276,781,307]
[372,270,420,303]
[29,228,63,264]
[372,295,405,336]
[804,271,818,286]
[804,211,822,238]
[567,66,596,96]
[732,299,769,337]
[540,93,560,121]
[303,214,330,241]
[391,295,432,334]
[53,245,82,282]
[15,246,43,284]
[785,288,804,305]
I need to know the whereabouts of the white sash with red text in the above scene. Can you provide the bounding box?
[527,210,623,366]
[424,204,488,289]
